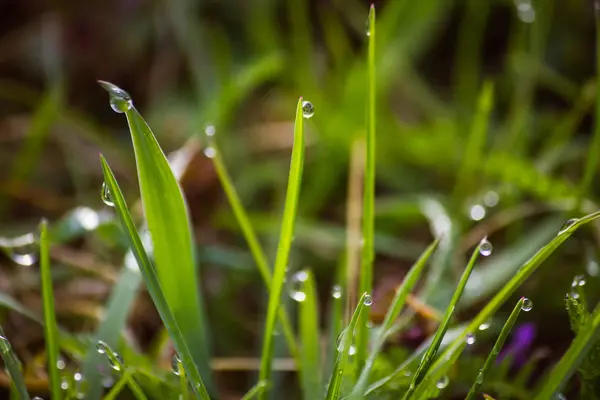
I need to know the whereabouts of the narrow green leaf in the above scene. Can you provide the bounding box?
[39,220,61,400]
[99,155,210,400]
[175,356,190,400]
[99,81,212,390]
[357,3,376,367]
[299,270,321,400]
[258,97,305,399]
[325,292,370,400]
[465,298,525,400]
[349,239,439,398]
[0,325,29,400]
[535,303,600,399]
[102,371,130,400]
[241,381,269,400]
[404,240,483,399]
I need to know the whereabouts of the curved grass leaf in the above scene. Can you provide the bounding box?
[258,97,305,399]
[299,270,321,400]
[99,81,212,391]
[99,155,210,400]
[0,325,29,399]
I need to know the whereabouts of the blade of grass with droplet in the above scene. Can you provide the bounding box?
[357,4,376,367]
[209,141,298,360]
[410,211,600,399]
[99,155,210,400]
[325,292,370,400]
[465,298,525,400]
[299,270,321,400]
[349,239,439,398]
[99,81,212,391]
[39,220,61,400]
[241,381,268,400]
[257,97,305,399]
[0,325,29,400]
[402,240,482,399]
[534,302,600,399]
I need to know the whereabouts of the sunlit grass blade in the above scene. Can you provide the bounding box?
[100,155,210,400]
[174,356,190,400]
[465,297,525,400]
[39,220,61,400]
[403,239,483,399]
[0,326,29,400]
[258,97,305,399]
[298,270,321,400]
[241,381,269,400]
[357,3,376,367]
[535,303,600,399]
[325,292,370,400]
[410,211,600,398]
[349,239,439,398]
[99,81,213,390]
[208,137,298,360]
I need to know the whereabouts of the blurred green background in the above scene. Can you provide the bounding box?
[1,0,600,398]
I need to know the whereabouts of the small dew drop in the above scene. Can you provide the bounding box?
[172,354,181,376]
[469,204,486,221]
[558,218,578,235]
[478,322,491,331]
[32,397,43,400]
[74,372,83,382]
[0,335,11,353]
[203,147,216,159]
[365,18,371,37]
[555,393,567,400]
[435,375,449,389]
[101,182,114,207]
[332,284,342,299]
[572,275,586,287]
[289,270,309,302]
[301,101,315,119]
[466,333,476,345]
[348,345,357,356]
[483,191,499,207]
[205,125,216,137]
[98,81,133,113]
[102,376,114,388]
[363,294,373,306]
[61,378,69,390]
[108,353,123,371]
[56,358,66,370]
[521,297,533,312]
[516,3,536,23]
[0,233,39,266]
[96,340,108,354]
[570,290,580,300]
[403,371,412,377]
[479,238,493,257]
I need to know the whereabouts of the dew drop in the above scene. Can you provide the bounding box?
[98,81,133,113]
[96,340,108,354]
[466,333,476,345]
[0,233,39,266]
[365,18,371,37]
[32,397,43,400]
[108,353,123,371]
[478,322,491,331]
[61,377,69,390]
[332,284,342,299]
[102,375,114,388]
[469,204,486,221]
[570,290,580,300]
[558,218,578,235]
[205,125,216,137]
[363,294,373,306]
[74,372,83,382]
[435,375,449,389]
[0,335,11,353]
[288,270,309,302]
[348,345,356,356]
[517,3,536,23]
[555,394,567,400]
[521,297,533,312]
[336,328,355,355]
[203,147,216,159]
[483,191,499,207]
[572,275,586,287]
[479,238,493,257]
[101,182,114,207]
[301,101,315,119]
[56,358,66,370]
[172,354,181,376]
[403,371,412,377]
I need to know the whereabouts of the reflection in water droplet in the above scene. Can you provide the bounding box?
[172,354,181,376]
[0,233,39,266]
[435,375,449,389]
[478,322,491,331]
[203,147,216,159]
[301,101,315,118]
[469,204,486,221]
[363,294,373,306]
[483,191,499,207]
[466,333,476,345]
[289,270,309,302]
[98,81,133,113]
[479,238,493,257]
[101,182,114,207]
[558,218,578,235]
[521,297,533,312]
[332,284,342,299]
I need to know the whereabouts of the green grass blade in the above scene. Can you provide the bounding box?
[241,381,268,400]
[39,220,61,400]
[465,297,525,400]
[411,211,600,398]
[99,156,209,400]
[174,356,190,400]
[99,81,212,390]
[0,325,29,399]
[209,138,298,360]
[325,292,370,400]
[102,371,130,400]
[349,239,439,398]
[403,239,483,399]
[298,270,321,400]
[257,97,305,399]
[357,3,376,367]
[535,303,600,399]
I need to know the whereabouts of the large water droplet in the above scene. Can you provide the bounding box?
[98,81,133,113]
[521,297,533,312]
[336,328,356,355]
[469,204,486,221]
[558,218,578,235]
[301,101,314,119]
[101,182,114,207]
[203,147,216,159]
[435,375,449,389]
[363,294,373,306]
[479,238,493,257]
[0,233,39,266]
[466,333,476,345]
[332,284,342,299]
[172,354,181,376]
[289,270,309,302]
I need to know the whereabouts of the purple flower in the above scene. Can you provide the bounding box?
[497,322,536,367]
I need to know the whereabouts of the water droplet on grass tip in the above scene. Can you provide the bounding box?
[109,353,123,371]
[435,376,449,389]
[466,333,476,345]
[302,101,314,118]
[332,284,342,299]
[172,354,181,376]
[289,270,309,302]
[363,294,373,306]
[203,147,216,159]
[479,238,493,256]
[96,340,109,354]
[559,218,578,235]
[98,81,133,113]
[101,182,114,207]
[521,297,533,312]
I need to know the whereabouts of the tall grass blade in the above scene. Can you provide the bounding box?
[39,220,61,400]
[465,297,525,400]
[349,239,439,398]
[403,240,483,399]
[98,81,212,390]
[357,3,376,367]
[0,325,29,399]
[258,97,305,399]
[99,156,210,400]
[298,270,321,400]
